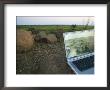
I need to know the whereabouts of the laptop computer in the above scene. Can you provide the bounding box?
[63,30,94,74]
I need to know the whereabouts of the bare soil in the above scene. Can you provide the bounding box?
[16,42,75,74]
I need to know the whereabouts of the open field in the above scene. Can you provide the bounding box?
[17,25,94,31]
[16,25,94,74]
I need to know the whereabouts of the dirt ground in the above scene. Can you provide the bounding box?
[16,42,75,74]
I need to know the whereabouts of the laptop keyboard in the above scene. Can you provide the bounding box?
[72,55,94,71]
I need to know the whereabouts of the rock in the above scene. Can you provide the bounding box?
[38,31,47,39]
[17,30,34,52]
[37,31,47,43]
[46,34,57,43]
[36,31,57,43]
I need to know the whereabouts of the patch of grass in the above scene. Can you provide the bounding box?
[16,25,94,32]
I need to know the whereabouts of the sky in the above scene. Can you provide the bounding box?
[16,16,94,25]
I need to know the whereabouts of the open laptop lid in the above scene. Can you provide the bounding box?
[63,30,94,59]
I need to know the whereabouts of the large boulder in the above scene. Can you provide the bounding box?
[36,31,57,43]
[17,30,34,52]
[36,31,47,43]
[46,34,57,43]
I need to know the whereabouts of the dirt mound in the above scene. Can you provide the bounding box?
[47,34,57,43]
[17,30,34,52]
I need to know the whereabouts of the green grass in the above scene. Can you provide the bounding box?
[16,25,94,32]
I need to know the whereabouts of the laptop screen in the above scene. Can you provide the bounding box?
[63,30,94,58]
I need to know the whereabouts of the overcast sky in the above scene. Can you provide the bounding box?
[17,16,94,25]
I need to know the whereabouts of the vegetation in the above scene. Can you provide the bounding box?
[16,25,94,32]
[65,36,94,56]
